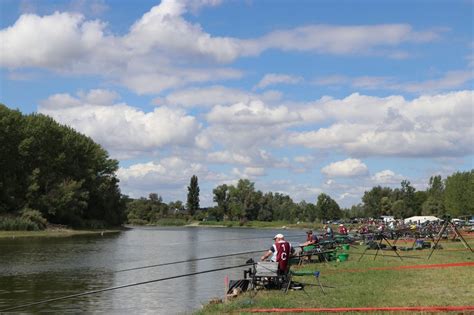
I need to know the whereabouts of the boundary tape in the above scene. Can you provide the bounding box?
[324,261,474,274]
[247,305,474,313]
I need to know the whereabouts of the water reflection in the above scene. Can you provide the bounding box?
[185,229,198,308]
[0,227,304,313]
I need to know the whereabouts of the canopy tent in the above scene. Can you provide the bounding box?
[404,216,441,224]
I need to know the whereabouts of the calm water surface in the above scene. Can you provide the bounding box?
[0,227,305,314]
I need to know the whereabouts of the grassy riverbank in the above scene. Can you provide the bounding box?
[199,237,474,314]
[0,228,123,239]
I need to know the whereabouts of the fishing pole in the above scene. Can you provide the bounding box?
[110,240,366,275]
[111,240,350,275]
[163,233,306,247]
[0,262,254,312]
[111,248,267,274]
[109,234,308,274]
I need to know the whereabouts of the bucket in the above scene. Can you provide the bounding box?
[342,244,350,251]
[338,253,349,262]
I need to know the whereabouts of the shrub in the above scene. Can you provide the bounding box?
[20,208,48,230]
[0,216,39,231]
[128,218,148,226]
[154,218,187,226]
[81,219,107,229]
[199,220,222,226]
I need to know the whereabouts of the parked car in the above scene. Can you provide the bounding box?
[452,218,466,226]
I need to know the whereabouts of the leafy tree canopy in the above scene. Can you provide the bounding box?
[0,104,125,228]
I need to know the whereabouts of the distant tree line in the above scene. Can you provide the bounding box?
[126,170,473,225]
[0,104,125,230]
[348,171,473,219]
[126,178,342,224]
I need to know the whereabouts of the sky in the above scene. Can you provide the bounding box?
[0,0,473,208]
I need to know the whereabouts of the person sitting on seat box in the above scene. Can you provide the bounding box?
[339,224,348,235]
[302,230,319,246]
[324,224,334,239]
[260,233,294,274]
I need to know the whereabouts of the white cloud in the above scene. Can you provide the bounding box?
[0,12,106,69]
[39,90,201,156]
[208,150,252,165]
[314,70,473,94]
[289,91,473,157]
[41,92,83,108]
[255,73,303,89]
[313,75,349,86]
[1,3,444,94]
[207,100,300,126]
[243,24,441,56]
[116,156,213,200]
[321,158,369,177]
[161,85,282,107]
[352,76,393,89]
[77,89,119,105]
[232,167,266,178]
[261,181,323,204]
[294,155,314,163]
[69,0,109,16]
[0,1,243,93]
[371,170,405,185]
[123,0,241,63]
[119,67,242,95]
[198,124,280,151]
[397,70,473,93]
[200,100,302,151]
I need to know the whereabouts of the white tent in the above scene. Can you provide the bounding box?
[404,216,441,224]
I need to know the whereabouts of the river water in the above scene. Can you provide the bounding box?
[0,227,305,314]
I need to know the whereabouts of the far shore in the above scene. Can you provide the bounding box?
[0,221,324,238]
[0,228,124,239]
[127,220,324,230]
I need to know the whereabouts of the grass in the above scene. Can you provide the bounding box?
[153,218,188,226]
[198,236,474,314]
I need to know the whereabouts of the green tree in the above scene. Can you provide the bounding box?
[187,175,200,216]
[300,200,318,222]
[257,192,274,222]
[348,203,365,218]
[400,180,417,217]
[228,179,257,220]
[315,193,341,222]
[0,104,125,227]
[268,192,295,221]
[361,186,393,218]
[444,170,473,216]
[213,184,230,219]
[380,197,392,215]
[414,191,428,216]
[0,105,26,213]
[391,200,405,218]
[422,175,444,215]
[126,198,150,224]
[169,200,185,214]
[422,196,445,216]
